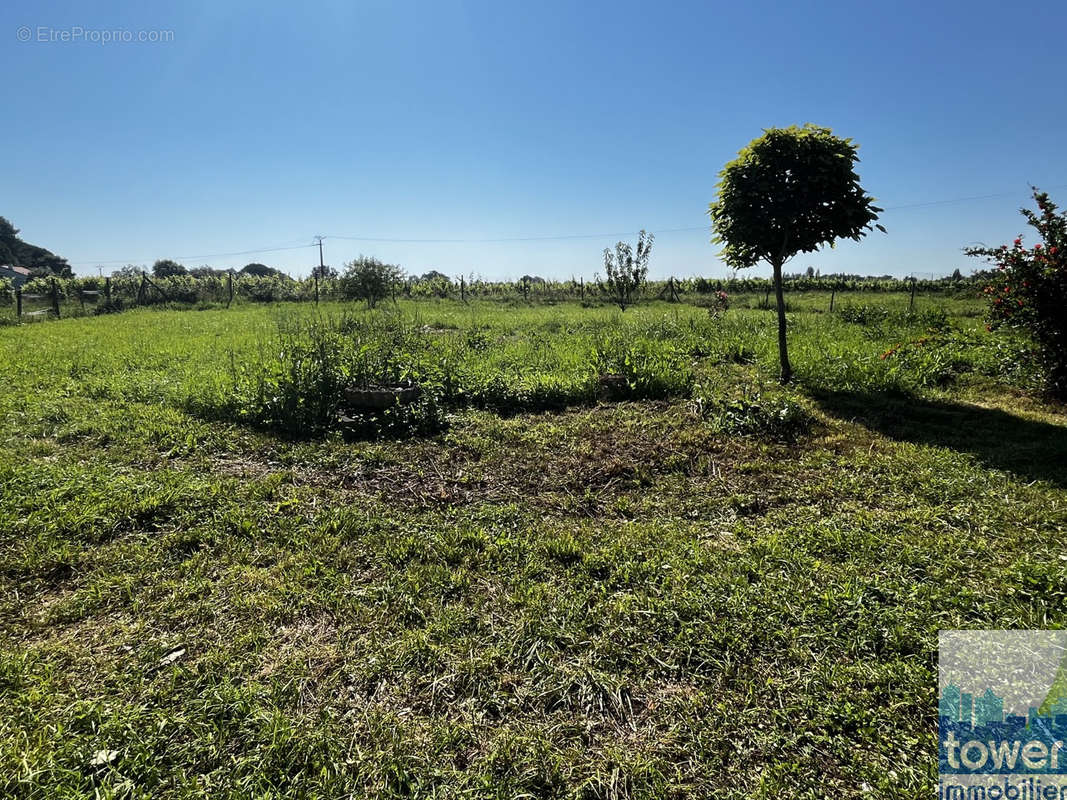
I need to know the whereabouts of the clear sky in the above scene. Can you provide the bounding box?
[4,0,1066,280]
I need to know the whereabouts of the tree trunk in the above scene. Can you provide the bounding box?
[771,259,792,383]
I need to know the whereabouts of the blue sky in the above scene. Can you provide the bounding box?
[3,0,1065,280]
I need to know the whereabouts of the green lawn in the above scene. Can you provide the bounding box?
[1,297,1065,798]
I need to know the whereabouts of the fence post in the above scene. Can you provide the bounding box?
[580,277,584,300]
[227,272,234,308]
[829,287,836,313]
[51,278,61,318]
[909,278,916,313]
[105,277,112,304]
[15,287,22,318]
[314,271,319,305]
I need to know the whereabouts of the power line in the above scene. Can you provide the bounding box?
[881,183,1067,211]
[71,242,316,266]
[324,185,1067,244]
[172,242,316,260]
[324,225,705,244]
[66,183,1067,266]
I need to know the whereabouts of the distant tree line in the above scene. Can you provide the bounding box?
[138,259,291,279]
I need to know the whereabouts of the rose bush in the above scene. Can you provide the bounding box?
[706,290,729,317]
[966,188,1067,398]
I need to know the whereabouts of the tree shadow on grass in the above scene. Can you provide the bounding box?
[808,387,1067,488]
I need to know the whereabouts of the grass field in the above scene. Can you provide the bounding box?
[2,296,1066,798]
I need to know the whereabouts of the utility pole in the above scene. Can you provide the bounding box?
[314,236,325,304]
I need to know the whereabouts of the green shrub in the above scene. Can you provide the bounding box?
[339,257,404,309]
[966,188,1067,398]
[592,331,693,401]
[692,384,811,442]
[837,304,892,327]
[211,313,441,438]
[224,316,353,435]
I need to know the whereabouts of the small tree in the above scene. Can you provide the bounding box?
[111,264,143,279]
[340,256,403,308]
[966,188,1067,398]
[709,125,883,382]
[240,262,283,277]
[152,259,187,278]
[603,230,653,311]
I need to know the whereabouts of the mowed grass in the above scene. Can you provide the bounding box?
[1,297,1065,799]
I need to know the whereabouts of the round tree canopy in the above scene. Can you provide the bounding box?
[709,124,883,269]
